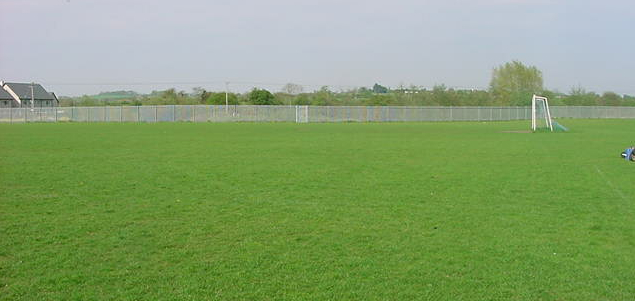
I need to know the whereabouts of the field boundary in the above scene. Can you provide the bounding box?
[1,105,634,123]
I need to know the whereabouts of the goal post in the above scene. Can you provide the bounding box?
[531,94,553,132]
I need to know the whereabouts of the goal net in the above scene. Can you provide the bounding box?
[531,95,553,132]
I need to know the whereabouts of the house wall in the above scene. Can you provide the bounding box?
[0,99,56,108]
[21,100,57,107]
[0,99,18,108]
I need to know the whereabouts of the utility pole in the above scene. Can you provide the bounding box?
[30,83,35,110]
[225,81,229,114]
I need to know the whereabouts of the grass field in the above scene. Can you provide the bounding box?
[1,120,635,300]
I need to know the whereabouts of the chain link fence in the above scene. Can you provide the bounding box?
[1,105,635,123]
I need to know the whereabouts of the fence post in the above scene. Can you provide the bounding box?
[120,106,123,122]
[55,107,57,122]
[10,107,12,124]
[172,105,176,122]
[24,107,27,122]
[137,106,140,122]
[155,105,158,122]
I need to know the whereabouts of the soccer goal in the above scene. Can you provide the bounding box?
[531,94,554,132]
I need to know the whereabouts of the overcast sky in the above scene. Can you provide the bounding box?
[1,0,633,96]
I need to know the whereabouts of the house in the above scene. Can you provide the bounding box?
[0,88,14,107]
[0,81,59,108]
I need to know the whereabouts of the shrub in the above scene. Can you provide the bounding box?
[248,88,277,105]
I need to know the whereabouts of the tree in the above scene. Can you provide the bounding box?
[206,92,238,105]
[311,86,333,106]
[160,88,178,105]
[431,84,452,106]
[248,88,277,105]
[564,86,598,106]
[356,87,373,97]
[192,87,211,104]
[372,83,389,94]
[364,94,391,106]
[281,83,304,95]
[293,94,311,105]
[601,92,621,106]
[490,60,543,105]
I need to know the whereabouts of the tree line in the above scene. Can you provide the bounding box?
[59,61,635,107]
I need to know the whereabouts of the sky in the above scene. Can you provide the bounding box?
[1,0,633,96]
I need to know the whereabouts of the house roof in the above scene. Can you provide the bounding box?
[0,87,13,100]
[3,82,56,100]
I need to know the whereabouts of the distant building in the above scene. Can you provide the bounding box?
[0,88,14,107]
[0,81,59,108]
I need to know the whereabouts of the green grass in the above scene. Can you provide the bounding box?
[1,120,634,300]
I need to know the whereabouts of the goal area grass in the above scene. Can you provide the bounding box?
[1,120,634,300]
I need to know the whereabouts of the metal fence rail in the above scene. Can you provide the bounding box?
[1,105,635,123]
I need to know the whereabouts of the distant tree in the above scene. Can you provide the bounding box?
[293,94,311,105]
[431,84,451,105]
[463,90,493,106]
[162,88,178,104]
[601,91,621,106]
[490,60,543,105]
[358,87,370,93]
[372,83,389,94]
[319,86,331,93]
[356,87,373,98]
[192,87,211,104]
[144,88,196,105]
[311,86,333,105]
[206,92,238,105]
[281,83,304,95]
[623,95,635,106]
[537,90,564,106]
[248,88,277,105]
[563,86,598,106]
[364,94,391,106]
